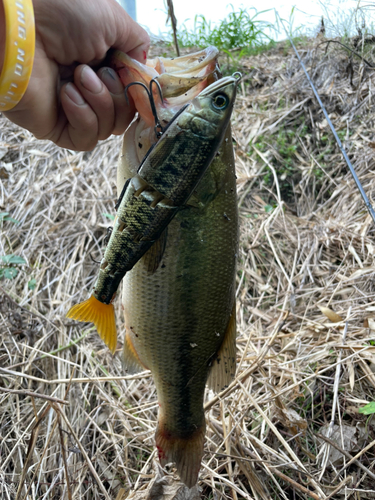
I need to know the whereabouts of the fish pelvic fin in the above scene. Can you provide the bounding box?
[155,422,205,488]
[207,302,236,393]
[66,295,117,353]
[122,330,148,374]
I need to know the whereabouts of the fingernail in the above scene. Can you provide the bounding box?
[65,83,85,105]
[81,65,103,94]
[100,68,123,94]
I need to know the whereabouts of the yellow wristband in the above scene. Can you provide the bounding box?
[0,0,35,111]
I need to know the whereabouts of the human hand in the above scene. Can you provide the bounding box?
[1,0,150,150]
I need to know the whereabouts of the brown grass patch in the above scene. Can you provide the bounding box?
[2,39,375,499]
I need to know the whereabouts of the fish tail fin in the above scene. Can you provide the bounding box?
[66,295,117,353]
[155,421,205,488]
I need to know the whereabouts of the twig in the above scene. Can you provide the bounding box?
[166,0,180,57]
[0,286,58,328]
[324,475,353,500]
[16,405,52,500]
[317,433,375,481]
[238,381,325,498]
[0,366,151,384]
[17,371,75,500]
[334,436,375,481]
[319,39,375,68]
[56,405,111,500]
[271,469,321,500]
[204,309,284,411]
[0,386,69,405]
[6,329,93,370]
[318,306,351,479]
[57,412,72,500]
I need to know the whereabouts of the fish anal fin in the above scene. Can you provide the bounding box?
[141,228,168,275]
[66,295,117,353]
[155,421,205,488]
[122,330,148,374]
[207,303,236,393]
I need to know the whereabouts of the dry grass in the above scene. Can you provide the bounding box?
[2,38,375,499]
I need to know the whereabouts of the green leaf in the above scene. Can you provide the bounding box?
[3,267,19,279]
[4,216,20,224]
[264,205,273,213]
[102,213,115,221]
[28,278,37,290]
[1,254,26,265]
[0,212,19,224]
[359,402,375,415]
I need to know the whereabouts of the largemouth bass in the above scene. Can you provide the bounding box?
[112,48,239,488]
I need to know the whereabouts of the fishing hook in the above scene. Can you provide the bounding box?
[124,78,165,139]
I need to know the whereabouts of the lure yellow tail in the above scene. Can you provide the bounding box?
[66,295,117,353]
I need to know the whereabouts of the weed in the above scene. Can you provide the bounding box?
[0,212,26,280]
[0,254,26,279]
[103,212,115,221]
[169,7,275,53]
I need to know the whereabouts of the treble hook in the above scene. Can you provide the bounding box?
[124,78,164,139]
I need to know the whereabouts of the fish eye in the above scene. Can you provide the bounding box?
[212,93,229,110]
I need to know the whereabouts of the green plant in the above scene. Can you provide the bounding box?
[0,211,26,279]
[0,211,19,224]
[0,254,26,279]
[28,278,37,290]
[102,212,115,221]
[359,402,375,415]
[170,7,275,52]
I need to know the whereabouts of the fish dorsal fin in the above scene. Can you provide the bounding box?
[207,303,236,393]
[122,330,148,374]
[141,228,168,275]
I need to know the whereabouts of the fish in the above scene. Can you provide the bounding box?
[66,51,239,366]
[112,48,239,488]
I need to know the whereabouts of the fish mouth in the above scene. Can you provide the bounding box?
[198,72,242,96]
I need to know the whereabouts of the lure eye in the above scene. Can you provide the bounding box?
[212,93,229,110]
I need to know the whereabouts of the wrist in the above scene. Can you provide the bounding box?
[0,0,35,111]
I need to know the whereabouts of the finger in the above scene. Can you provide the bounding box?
[59,82,99,150]
[74,65,115,141]
[97,67,135,135]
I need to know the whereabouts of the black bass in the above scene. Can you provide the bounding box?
[66,69,239,356]
[111,48,239,488]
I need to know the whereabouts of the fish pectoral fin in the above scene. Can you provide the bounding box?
[141,227,168,275]
[207,303,236,393]
[66,295,117,354]
[122,331,148,374]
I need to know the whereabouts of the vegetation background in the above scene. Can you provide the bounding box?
[2,3,375,499]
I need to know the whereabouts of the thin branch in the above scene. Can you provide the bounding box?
[0,387,69,405]
[167,0,180,56]
[319,39,375,68]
